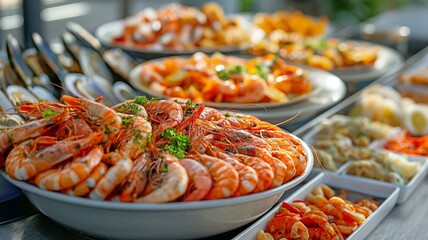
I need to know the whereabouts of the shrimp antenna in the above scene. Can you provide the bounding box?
[308,144,331,181]
[48,81,78,98]
[274,111,301,127]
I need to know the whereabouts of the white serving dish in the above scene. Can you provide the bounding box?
[0,135,313,240]
[342,152,428,204]
[330,42,403,83]
[233,173,400,240]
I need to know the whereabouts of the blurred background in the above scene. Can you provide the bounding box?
[1,0,428,48]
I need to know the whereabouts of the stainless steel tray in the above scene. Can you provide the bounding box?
[233,173,399,240]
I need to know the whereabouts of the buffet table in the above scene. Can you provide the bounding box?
[0,45,427,239]
[1,3,428,240]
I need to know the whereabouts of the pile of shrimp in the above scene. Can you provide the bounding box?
[0,95,307,203]
[256,185,380,240]
[139,52,313,104]
[112,2,252,51]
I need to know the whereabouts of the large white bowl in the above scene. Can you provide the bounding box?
[1,136,313,240]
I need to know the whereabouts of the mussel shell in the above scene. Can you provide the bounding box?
[103,48,137,81]
[6,85,39,104]
[112,81,139,102]
[63,73,115,106]
[86,75,118,106]
[64,73,96,99]
[31,86,59,102]
[0,113,24,130]
[79,47,114,83]
[61,31,81,61]
[0,89,15,113]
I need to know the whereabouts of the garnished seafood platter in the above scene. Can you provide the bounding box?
[129,52,318,109]
[0,95,313,239]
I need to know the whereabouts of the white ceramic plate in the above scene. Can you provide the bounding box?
[95,19,261,59]
[330,42,403,83]
[129,58,322,110]
[1,135,313,240]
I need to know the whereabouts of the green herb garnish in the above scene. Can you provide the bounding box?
[134,96,160,105]
[116,103,139,115]
[186,100,198,108]
[42,109,58,118]
[160,128,190,159]
[217,64,246,80]
[121,115,135,128]
[255,62,269,80]
[224,112,231,117]
[7,133,13,144]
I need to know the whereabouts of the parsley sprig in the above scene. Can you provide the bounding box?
[160,128,190,159]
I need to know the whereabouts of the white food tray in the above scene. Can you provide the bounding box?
[233,173,399,240]
[341,152,428,204]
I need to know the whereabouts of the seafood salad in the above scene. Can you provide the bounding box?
[135,52,313,104]
[257,184,380,240]
[251,37,379,71]
[112,2,252,51]
[0,95,308,203]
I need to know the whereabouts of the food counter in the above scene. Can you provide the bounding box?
[1,2,428,240]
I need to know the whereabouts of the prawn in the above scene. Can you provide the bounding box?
[89,152,133,200]
[139,62,165,85]
[217,152,258,196]
[5,133,103,180]
[0,115,61,164]
[142,99,183,136]
[223,75,267,103]
[112,152,152,202]
[61,95,122,142]
[135,152,188,203]
[35,146,104,191]
[63,162,108,197]
[111,113,152,159]
[112,100,148,118]
[231,145,286,189]
[180,158,212,201]
[191,153,239,200]
[272,150,296,182]
[231,153,273,193]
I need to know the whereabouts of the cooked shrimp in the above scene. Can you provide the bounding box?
[61,95,122,141]
[112,100,148,118]
[233,145,287,189]
[291,221,309,240]
[192,153,239,200]
[300,211,337,237]
[231,153,273,193]
[199,107,225,121]
[63,162,108,197]
[35,146,104,191]
[223,75,267,103]
[16,101,69,119]
[0,115,61,164]
[5,133,103,180]
[143,99,183,135]
[217,152,258,196]
[135,153,189,203]
[180,158,212,201]
[89,152,133,200]
[139,62,164,85]
[272,150,296,182]
[112,113,152,159]
[113,153,152,202]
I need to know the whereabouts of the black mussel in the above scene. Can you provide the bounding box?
[0,112,24,130]
[112,81,139,102]
[0,89,15,113]
[79,46,114,83]
[6,85,39,104]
